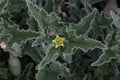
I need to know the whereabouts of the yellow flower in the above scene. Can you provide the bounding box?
[52,35,65,48]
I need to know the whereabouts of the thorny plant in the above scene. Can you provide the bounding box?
[0,0,120,80]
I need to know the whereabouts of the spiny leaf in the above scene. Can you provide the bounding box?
[89,10,112,38]
[91,48,116,66]
[110,11,120,28]
[1,18,42,44]
[64,31,106,54]
[26,0,62,31]
[73,9,96,36]
[0,20,43,49]
[37,47,59,70]
[91,11,112,30]
[7,25,41,48]
[32,36,50,47]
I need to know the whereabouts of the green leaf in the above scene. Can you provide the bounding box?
[91,11,112,30]
[64,31,106,54]
[26,0,62,31]
[36,68,59,80]
[36,61,69,80]
[26,17,39,31]
[0,18,43,50]
[91,48,116,66]
[7,0,26,12]
[22,41,42,63]
[7,25,41,48]
[45,0,54,13]
[89,11,112,39]
[0,19,12,43]
[110,11,120,28]
[0,0,8,14]
[32,36,50,47]
[37,47,59,70]
[0,19,42,49]
[73,9,96,36]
